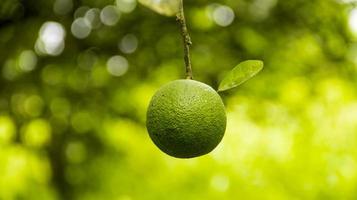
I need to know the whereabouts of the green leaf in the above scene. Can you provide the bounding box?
[138,0,179,16]
[218,60,264,92]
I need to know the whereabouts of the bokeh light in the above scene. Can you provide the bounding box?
[24,95,44,118]
[65,141,87,163]
[0,116,16,144]
[100,5,121,26]
[22,119,51,148]
[249,0,277,21]
[71,18,91,39]
[106,55,129,76]
[74,6,90,19]
[116,0,137,13]
[349,8,357,36]
[50,97,71,117]
[212,5,235,27]
[18,50,37,72]
[2,59,18,80]
[119,34,138,54]
[84,8,102,29]
[71,111,93,133]
[35,21,66,56]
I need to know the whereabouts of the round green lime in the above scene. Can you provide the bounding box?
[146,79,226,158]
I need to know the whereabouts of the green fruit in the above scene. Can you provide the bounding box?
[146,79,226,158]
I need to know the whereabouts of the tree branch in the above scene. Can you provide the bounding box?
[176,0,193,79]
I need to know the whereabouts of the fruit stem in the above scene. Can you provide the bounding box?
[176,0,193,80]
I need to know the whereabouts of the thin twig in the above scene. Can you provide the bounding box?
[176,0,193,79]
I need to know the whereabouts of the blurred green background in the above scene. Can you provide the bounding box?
[0,0,357,199]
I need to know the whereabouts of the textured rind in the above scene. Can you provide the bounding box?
[146,79,227,158]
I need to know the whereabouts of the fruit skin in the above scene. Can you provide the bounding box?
[146,79,226,158]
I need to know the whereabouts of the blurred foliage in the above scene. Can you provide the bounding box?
[1,0,357,199]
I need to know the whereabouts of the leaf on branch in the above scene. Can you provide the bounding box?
[138,0,180,16]
[218,60,264,92]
